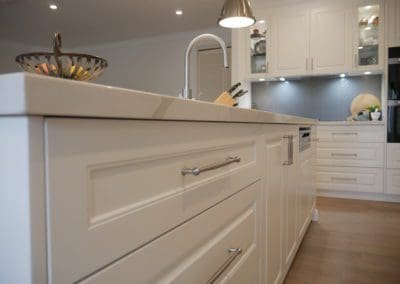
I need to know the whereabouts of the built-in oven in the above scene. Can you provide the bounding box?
[388,47,400,143]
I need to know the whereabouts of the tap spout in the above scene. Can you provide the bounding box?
[182,34,229,99]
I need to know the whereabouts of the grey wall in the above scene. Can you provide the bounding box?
[252,75,382,121]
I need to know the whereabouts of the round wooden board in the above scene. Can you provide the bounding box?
[350,93,381,116]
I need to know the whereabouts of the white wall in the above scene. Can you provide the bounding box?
[76,27,231,97]
[0,27,231,97]
[0,40,35,74]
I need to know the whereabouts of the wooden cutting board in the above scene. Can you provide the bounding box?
[350,93,381,116]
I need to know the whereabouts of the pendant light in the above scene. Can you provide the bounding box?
[218,0,256,28]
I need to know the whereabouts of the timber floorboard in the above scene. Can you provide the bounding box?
[284,197,400,284]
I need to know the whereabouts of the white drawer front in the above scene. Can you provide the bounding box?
[45,119,262,283]
[387,144,400,169]
[317,125,384,143]
[316,166,383,193]
[316,142,384,167]
[80,182,261,284]
[386,169,400,195]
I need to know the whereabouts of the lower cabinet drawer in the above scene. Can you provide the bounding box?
[316,142,384,167]
[316,166,383,193]
[317,125,384,143]
[79,181,261,284]
[45,119,261,283]
[386,169,400,195]
[387,144,400,169]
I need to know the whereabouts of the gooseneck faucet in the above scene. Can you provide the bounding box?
[182,34,229,99]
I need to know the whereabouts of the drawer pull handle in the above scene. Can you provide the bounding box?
[331,177,357,182]
[332,132,358,136]
[207,248,243,284]
[181,156,241,176]
[331,153,358,157]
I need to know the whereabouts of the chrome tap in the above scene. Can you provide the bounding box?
[182,34,229,99]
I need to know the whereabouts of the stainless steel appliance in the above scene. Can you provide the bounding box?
[299,127,311,152]
[387,47,400,143]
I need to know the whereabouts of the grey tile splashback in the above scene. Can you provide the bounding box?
[251,75,382,121]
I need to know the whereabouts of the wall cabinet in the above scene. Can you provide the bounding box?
[310,5,353,74]
[387,0,400,47]
[232,0,385,85]
[270,5,310,77]
[353,0,384,72]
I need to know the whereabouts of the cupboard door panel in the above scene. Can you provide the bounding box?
[265,136,285,284]
[310,5,352,74]
[271,6,309,76]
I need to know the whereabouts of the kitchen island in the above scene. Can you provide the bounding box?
[0,73,316,284]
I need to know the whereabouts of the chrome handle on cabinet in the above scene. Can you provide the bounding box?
[331,153,358,157]
[283,135,294,166]
[310,57,314,71]
[312,138,320,142]
[354,54,359,68]
[181,156,241,176]
[206,248,243,284]
[331,177,357,182]
[306,58,309,72]
[332,132,358,136]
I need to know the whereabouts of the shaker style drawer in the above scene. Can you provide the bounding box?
[316,142,384,167]
[386,169,400,195]
[316,166,383,193]
[79,182,261,284]
[317,125,385,143]
[45,118,261,283]
[387,144,400,169]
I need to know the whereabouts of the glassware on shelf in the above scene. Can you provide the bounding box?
[249,21,267,74]
[357,5,380,66]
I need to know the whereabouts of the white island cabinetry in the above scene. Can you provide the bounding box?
[0,73,316,284]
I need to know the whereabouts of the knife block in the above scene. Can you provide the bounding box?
[214,92,236,107]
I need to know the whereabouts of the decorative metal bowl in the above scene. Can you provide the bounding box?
[15,33,108,81]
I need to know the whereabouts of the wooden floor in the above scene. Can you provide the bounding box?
[284,197,400,284]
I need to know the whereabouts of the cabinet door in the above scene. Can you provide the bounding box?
[310,4,353,74]
[265,135,285,284]
[353,0,384,72]
[270,6,310,77]
[284,136,299,268]
[297,151,313,240]
[387,0,400,47]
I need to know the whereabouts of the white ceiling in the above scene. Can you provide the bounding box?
[0,0,227,47]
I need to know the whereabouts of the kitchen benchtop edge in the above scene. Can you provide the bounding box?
[0,73,316,125]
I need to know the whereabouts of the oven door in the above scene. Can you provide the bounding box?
[388,57,400,100]
[388,100,400,142]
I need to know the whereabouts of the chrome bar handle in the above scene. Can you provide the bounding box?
[331,153,358,157]
[181,156,241,176]
[206,248,243,284]
[283,135,294,166]
[332,132,358,136]
[331,177,357,182]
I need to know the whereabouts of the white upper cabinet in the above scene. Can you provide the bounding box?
[353,0,384,72]
[232,0,386,82]
[387,0,400,47]
[310,4,353,74]
[270,5,310,77]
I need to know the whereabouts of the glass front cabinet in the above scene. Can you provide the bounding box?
[353,0,384,71]
[245,12,270,80]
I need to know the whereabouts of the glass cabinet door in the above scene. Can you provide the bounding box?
[356,3,381,68]
[249,20,268,75]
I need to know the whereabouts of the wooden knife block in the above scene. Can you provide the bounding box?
[214,92,236,107]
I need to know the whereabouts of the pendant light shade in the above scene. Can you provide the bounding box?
[218,0,256,28]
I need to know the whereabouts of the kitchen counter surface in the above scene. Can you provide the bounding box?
[0,73,316,125]
[318,121,385,126]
